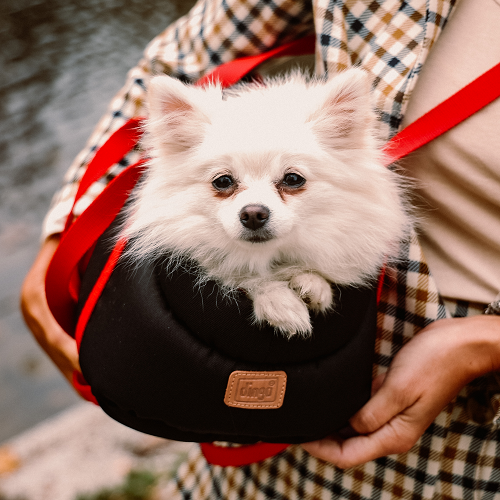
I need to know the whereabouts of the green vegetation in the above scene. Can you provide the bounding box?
[75,470,158,500]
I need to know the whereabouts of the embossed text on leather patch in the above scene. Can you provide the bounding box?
[224,370,287,409]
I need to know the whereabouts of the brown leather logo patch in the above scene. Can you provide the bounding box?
[224,371,287,409]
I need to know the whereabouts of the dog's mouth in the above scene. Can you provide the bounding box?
[240,229,274,244]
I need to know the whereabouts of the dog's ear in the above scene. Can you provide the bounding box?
[147,76,212,155]
[308,68,375,150]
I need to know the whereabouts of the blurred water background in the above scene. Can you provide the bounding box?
[0,0,194,444]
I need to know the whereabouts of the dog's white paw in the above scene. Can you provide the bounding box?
[252,282,312,337]
[289,273,333,312]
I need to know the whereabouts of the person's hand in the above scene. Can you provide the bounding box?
[20,235,82,390]
[302,315,500,468]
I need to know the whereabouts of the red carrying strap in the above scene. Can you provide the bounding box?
[196,34,316,88]
[46,161,146,335]
[64,117,145,234]
[382,62,500,166]
[200,442,290,467]
[45,37,500,466]
[373,62,500,306]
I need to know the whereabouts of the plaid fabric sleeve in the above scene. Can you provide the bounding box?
[42,0,314,239]
[314,0,455,140]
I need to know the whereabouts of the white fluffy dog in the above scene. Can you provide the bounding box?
[124,69,408,337]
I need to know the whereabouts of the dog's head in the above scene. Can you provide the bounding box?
[126,70,408,283]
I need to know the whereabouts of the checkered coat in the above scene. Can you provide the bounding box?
[45,0,500,498]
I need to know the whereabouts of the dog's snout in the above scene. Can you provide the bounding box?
[239,204,270,230]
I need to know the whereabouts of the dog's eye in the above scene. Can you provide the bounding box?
[282,173,306,188]
[212,175,234,190]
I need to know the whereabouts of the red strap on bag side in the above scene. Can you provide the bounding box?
[45,161,145,335]
[45,37,500,467]
[64,118,145,234]
[200,442,290,467]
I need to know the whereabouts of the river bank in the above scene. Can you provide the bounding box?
[0,403,193,500]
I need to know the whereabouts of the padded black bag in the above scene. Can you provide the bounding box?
[44,111,379,460]
[76,214,378,445]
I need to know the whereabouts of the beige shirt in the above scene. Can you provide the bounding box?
[401,0,500,304]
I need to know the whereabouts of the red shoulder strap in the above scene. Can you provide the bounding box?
[46,160,145,334]
[383,62,500,166]
[64,118,145,233]
[195,34,316,88]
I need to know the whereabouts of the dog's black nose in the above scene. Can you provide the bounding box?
[239,204,270,230]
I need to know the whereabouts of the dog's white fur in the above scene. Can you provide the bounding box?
[123,69,408,336]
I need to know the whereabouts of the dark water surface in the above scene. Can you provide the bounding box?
[0,0,194,444]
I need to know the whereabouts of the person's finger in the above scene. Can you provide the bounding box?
[303,414,422,469]
[371,372,386,396]
[349,372,415,435]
